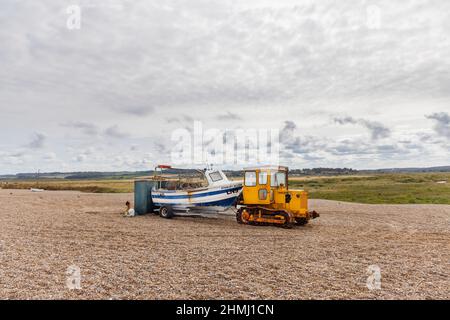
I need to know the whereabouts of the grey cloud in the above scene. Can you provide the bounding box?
[117,105,155,116]
[81,147,95,155]
[330,139,408,159]
[3,1,449,109]
[166,117,179,124]
[283,121,297,131]
[74,154,87,162]
[27,132,46,149]
[104,125,129,139]
[426,112,450,138]
[43,152,56,160]
[183,115,195,122]
[61,121,99,136]
[8,151,25,158]
[376,144,403,154]
[203,137,215,147]
[280,121,297,144]
[216,111,242,121]
[334,116,391,140]
[333,117,358,125]
[417,133,435,143]
[29,0,445,110]
[154,142,168,154]
[165,114,196,133]
[302,154,324,161]
[70,147,98,164]
[166,114,195,124]
[398,140,425,151]
[330,140,373,156]
[279,118,411,163]
[280,120,327,157]
[362,121,391,140]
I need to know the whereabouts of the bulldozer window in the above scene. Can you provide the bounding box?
[259,171,268,185]
[270,172,287,187]
[259,189,268,200]
[245,171,257,186]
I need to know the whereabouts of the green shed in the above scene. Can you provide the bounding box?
[134,180,157,215]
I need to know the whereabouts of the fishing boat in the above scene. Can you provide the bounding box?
[151,165,242,215]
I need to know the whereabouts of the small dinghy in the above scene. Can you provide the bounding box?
[150,165,242,216]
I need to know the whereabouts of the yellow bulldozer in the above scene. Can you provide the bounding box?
[236,166,319,228]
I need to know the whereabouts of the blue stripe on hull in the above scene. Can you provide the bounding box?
[154,197,237,208]
[151,186,241,200]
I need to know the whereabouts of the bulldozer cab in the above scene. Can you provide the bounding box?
[242,166,289,205]
[238,165,319,228]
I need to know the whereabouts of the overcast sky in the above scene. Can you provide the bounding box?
[1,0,449,173]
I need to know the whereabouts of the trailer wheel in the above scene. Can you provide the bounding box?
[159,206,174,219]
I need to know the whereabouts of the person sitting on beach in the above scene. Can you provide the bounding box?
[123,201,135,217]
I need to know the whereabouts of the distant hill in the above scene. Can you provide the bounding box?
[1,166,449,180]
[0,171,153,180]
[361,166,450,173]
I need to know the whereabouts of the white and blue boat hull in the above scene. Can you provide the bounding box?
[151,185,242,210]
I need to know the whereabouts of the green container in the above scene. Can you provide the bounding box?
[134,180,157,215]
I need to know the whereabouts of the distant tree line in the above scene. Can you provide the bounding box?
[224,168,358,177]
[289,168,358,176]
[4,166,450,181]
[64,171,153,179]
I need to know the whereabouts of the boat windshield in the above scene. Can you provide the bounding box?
[209,171,223,182]
[153,169,208,190]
